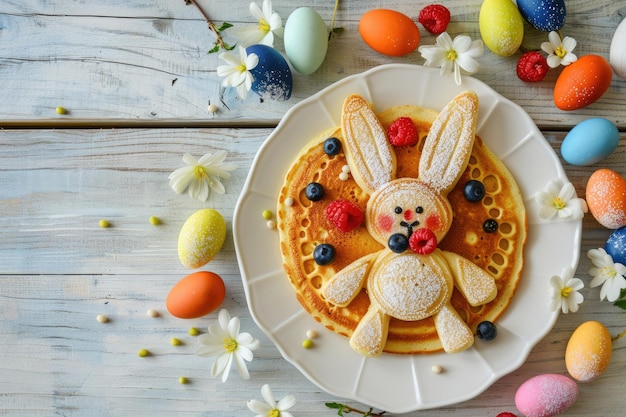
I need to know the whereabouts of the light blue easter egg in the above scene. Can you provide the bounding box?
[560,118,619,166]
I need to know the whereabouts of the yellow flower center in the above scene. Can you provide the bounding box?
[446,49,458,61]
[268,410,280,417]
[555,45,567,59]
[193,165,207,180]
[553,197,565,210]
[259,18,270,34]
[602,266,617,278]
[560,286,573,298]
[236,64,247,73]
[223,338,238,353]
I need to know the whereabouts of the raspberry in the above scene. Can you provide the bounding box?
[409,228,438,254]
[326,200,364,233]
[496,413,518,417]
[387,117,418,146]
[418,5,451,35]
[516,51,550,82]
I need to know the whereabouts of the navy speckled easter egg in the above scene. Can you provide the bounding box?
[605,227,626,265]
[517,0,566,32]
[246,44,293,101]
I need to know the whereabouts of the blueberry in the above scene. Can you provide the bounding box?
[476,321,497,341]
[388,233,409,253]
[323,137,342,155]
[464,180,486,202]
[483,219,498,233]
[305,182,324,201]
[313,243,335,265]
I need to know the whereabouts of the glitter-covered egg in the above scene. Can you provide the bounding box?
[479,0,524,56]
[246,44,293,101]
[515,374,578,417]
[586,168,626,229]
[517,0,566,32]
[554,55,613,111]
[178,208,227,268]
[565,321,612,382]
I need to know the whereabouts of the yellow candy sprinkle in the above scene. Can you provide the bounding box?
[98,219,110,228]
[170,337,182,346]
[188,327,200,336]
[178,376,189,384]
[262,210,273,220]
[302,339,313,349]
[149,216,161,225]
[55,106,67,115]
[138,349,150,357]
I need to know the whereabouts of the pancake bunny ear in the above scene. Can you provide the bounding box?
[418,91,479,195]
[341,94,396,194]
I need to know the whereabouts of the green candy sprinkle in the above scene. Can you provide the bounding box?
[178,376,189,384]
[138,349,150,357]
[188,327,200,336]
[149,216,161,225]
[55,106,67,115]
[170,337,182,346]
[262,210,273,220]
[302,339,313,349]
[98,219,110,228]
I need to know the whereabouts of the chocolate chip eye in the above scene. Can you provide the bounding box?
[416,206,424,214]
[395,206,403,214]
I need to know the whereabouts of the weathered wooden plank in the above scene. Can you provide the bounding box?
[1,0,625,128]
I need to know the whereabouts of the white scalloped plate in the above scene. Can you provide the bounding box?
[233,64,581,413]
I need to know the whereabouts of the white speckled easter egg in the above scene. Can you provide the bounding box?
[610,18,626,79]
[565,321,612,383]
[284,7,328,75]
[246,44,293,101]
[554,55,613,111]
[178,209,226,269]
[517,0,566,32]
[586,168,626,229]
[560,118,619,166]
[479,0,524,56]
[515,374,578,417]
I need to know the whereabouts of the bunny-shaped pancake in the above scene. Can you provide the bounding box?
[321,92,497,356]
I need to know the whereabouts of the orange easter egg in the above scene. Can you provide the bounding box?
[166,271,226,319]
[554,55,613,111]
[359,9,420,57]
[586,168,626,229]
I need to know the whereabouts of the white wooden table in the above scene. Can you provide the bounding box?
[1,1,624,416]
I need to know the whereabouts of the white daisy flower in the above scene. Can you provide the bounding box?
[588,248,626,302]
[548,267,584,313]
[168,151,237,202]
[196,309,260,383]
[541,31,577,68]
[237,0,284,47]
[535,180,587,220]
[418,32,484,85]
[247,384,296,417]
[217,46,259,99]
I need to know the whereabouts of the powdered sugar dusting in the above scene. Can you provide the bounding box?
[322,261,369,306]
[342,95,395,193]
[419,92,478,194]
[433,305,473,353]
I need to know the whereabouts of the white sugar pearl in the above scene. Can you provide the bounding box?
[147,309,159,317]
[431,364,444,374]
[342,165,351,173]
[266,220,276,229]
[96,314,108,323]
[207,103,218,113]
[339,172,349,181]
[284,197,294,207]
[306,330,318,339]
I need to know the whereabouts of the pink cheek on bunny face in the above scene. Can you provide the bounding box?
[425,214,442,231]
[376,214,394,233]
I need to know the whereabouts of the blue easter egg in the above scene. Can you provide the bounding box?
[517,0,566,32]
[606,227,626,265]
[560,118,619,166]
[246,44,293,101]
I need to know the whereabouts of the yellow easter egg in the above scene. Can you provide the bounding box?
[565,321,612,382]
[479,0,524,56]
[177,209,226,269]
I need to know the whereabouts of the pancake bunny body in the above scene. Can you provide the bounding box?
[321,91,497,356]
